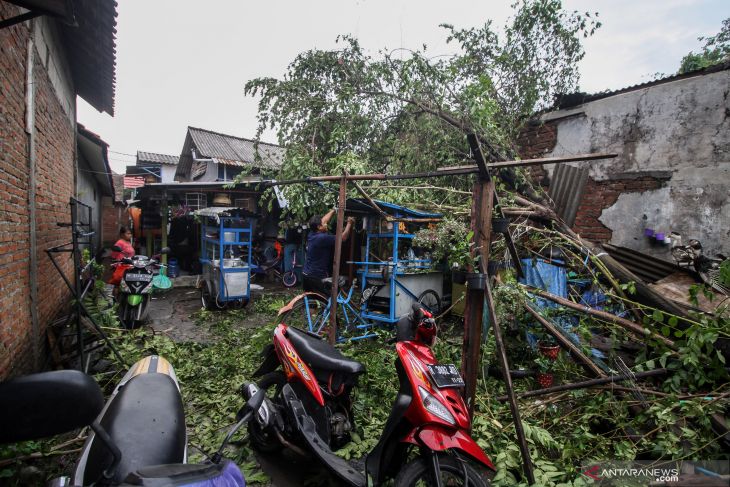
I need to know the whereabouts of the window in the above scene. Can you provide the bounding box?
[234,198,251,210]
[217,164,244,181]
[185,192,207,210]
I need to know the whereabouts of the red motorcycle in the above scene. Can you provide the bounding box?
[245,303,495,486]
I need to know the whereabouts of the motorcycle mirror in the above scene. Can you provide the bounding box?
[111,245,122,252]
[159,247,171,255]
[0,371,104,444]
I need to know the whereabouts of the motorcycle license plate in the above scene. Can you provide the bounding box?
[427,364,465,388]
[126,273,152,282]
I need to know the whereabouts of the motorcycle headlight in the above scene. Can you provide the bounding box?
[418,386,455,425]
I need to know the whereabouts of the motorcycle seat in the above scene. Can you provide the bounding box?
[285,326,365,375]
[82,373,186,484]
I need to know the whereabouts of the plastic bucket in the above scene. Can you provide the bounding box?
[167,258,180,278]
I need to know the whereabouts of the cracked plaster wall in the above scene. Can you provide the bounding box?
[543,70,730,258]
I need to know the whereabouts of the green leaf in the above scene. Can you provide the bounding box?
[653,310,664,323]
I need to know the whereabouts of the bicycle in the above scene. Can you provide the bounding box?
[277,271,442,341]
[277,276,375,341]
[281,246,302,288]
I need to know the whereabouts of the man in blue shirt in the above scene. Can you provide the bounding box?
[302,209,354,294]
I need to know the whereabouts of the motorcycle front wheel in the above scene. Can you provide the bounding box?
[394,454,490,487]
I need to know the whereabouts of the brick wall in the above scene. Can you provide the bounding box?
[102,200,127,246]
[0,3,32,378]
[0,3,76,378]
[516,121,557,186]
[572,176,664,242]
[516,120,665,244]
[33,46,75,345]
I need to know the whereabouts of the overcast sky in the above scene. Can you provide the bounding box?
[76,0,728,173]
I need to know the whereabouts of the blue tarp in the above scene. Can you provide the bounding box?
[520,258,606,360]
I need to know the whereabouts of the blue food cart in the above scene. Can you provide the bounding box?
[196,207,254,309]
[347,199,444,325]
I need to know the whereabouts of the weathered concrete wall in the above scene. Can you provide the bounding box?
[161,164,177,183]
[540,69,730,259]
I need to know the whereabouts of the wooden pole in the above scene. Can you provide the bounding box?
[461,180,493,416]
[523,286,677,350]
[465,134,536,485]
[329,173,347,345]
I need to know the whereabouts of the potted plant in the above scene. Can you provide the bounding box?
[538,336,560,361]
[534,356,554,388]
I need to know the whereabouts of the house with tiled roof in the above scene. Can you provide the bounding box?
[125,151,180,187]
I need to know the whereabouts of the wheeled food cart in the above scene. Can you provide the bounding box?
[196,207,254,309]
[347,199,443,325]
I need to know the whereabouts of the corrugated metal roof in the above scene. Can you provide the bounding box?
[553,61,730,111]
[188,127,284,169]
[548,164,589,227]
[137,151,179,165]
[59,0,117,115]
[603,244,688,284]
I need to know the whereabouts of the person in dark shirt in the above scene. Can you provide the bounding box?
[302,209,354,294]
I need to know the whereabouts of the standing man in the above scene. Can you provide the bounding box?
[302,209,355,294]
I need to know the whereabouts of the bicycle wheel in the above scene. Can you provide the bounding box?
[417,289,442,316]
[282,270,298,288]
[279,294,330,335]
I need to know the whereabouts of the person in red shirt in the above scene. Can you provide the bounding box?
[109,226,135,285]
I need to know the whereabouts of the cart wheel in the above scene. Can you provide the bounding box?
[282,270,298,288]
[228,297,249,310]
[201,281,217,310]
[417,289,441,316]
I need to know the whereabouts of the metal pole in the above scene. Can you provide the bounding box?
[328,173,347,344]
[70,199,84,371]
[161,194,168,265]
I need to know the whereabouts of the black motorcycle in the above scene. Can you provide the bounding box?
[0,355,265,486]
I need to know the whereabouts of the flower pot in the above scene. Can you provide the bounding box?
[465,272,487,290]
[452,269,467,285]
[538,341,560,361]
[487,261,500,277]
[536,372,554,388]
[492,217,510,234]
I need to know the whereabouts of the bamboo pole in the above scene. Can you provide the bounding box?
[261,152,617,187]
[496,368,668,402]
[524,302,607,377]
[523,286,678,350]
